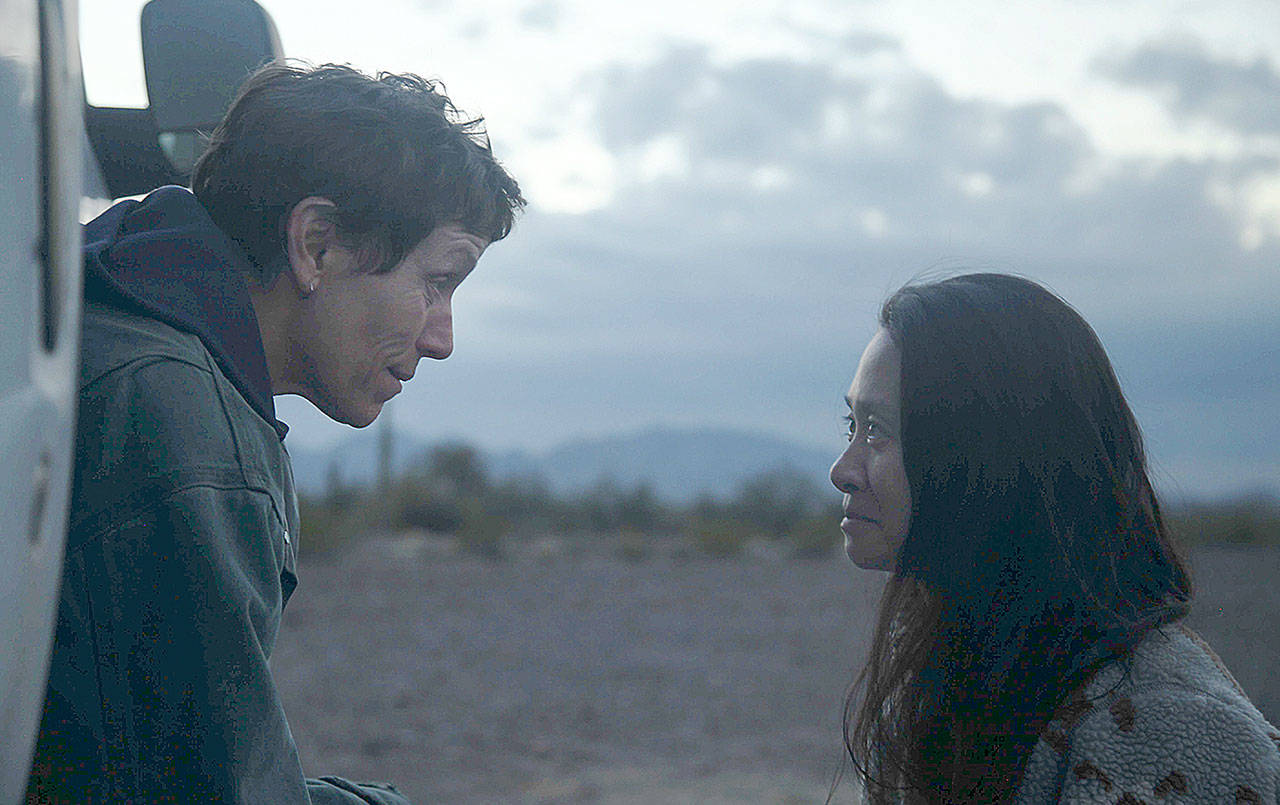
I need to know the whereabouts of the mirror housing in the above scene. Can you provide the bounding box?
[85,0,282,199]
[141,0,282,133]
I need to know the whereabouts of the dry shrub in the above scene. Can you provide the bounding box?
[1165,497,1280,547]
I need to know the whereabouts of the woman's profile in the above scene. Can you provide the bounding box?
[829,273,1279,803]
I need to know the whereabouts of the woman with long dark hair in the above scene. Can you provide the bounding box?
[829,274,1279,803]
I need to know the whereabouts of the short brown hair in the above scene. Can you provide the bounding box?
[191,61,525,281]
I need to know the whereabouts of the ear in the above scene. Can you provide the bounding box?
[283,196,338,295]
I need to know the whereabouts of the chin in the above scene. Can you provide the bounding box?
[311,394,382,428]
[845,536,894,572]
[344,404,383,428]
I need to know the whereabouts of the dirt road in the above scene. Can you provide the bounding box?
[272,539,1279,803]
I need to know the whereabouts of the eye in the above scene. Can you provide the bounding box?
[424,274,456,301]
[865,418,885,443]
[844,413,889,444]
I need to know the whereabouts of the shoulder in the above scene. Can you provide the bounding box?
[72,303,292,542]
[1022,625,1280,804]
[79,299,212,387]
[1086,624,1276,749]
[78,302,233,464]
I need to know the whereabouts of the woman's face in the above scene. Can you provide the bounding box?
[289,223,488,427]
[829,328,912,571]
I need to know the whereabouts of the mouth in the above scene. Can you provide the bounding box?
[842,510,878,526]
[380,369,404,401]
[389,368,414,383]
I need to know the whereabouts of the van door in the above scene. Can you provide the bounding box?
[0,0,84,799]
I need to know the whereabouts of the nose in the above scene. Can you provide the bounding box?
[417,302,454,360]
[829,441,866,495]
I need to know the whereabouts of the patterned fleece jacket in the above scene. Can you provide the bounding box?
[1015,622,1280,804]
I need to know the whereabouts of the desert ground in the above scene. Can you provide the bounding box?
[272,538,1280,804]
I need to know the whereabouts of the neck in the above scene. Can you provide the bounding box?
[248,276,304,398]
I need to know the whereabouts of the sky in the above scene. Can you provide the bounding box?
[80,0,1280,500]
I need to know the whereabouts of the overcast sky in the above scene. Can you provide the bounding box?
[81,0,1280,500]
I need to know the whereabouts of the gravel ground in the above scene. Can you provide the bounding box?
[271,539,1280,804]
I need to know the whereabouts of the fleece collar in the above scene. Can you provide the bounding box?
[82,186,287,440]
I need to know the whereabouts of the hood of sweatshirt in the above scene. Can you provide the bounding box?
[82,185,287,439]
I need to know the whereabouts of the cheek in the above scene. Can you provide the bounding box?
[895,467,912,513]
[894,471,913,546]
[372,298,430,350]
[878,453,912,526]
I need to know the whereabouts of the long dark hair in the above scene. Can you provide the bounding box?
[845,273,1192,803]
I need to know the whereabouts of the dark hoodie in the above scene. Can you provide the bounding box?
[27,187,407,804]
[81,185,283,438]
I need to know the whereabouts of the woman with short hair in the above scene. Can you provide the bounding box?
[830,273,1279,803]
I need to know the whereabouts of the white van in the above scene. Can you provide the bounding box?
[0,2,280,796]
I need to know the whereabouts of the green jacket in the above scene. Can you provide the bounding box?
[28,188,408,804]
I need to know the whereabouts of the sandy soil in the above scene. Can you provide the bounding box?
[271,538,1280,804]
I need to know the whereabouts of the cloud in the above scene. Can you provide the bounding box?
[1096,39,1280,135]
[587,46,1091,224]
[444,41,1277,490]
[839,30,900,54]
[518,0,559,31]
[277,37,1278,499]
[570,43,1276,288]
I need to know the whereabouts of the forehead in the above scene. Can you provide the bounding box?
[426,222,488,251]
[849,328,902,402]
[398,223,489,267]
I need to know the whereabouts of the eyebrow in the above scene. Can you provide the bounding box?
[844,394,893,410]
[844,395,899,422]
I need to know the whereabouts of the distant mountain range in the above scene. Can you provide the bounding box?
[285,426,837,503]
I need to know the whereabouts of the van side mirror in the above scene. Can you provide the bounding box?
[141,0,283,175]
[141,0,282,133]
[85,0,282,199]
